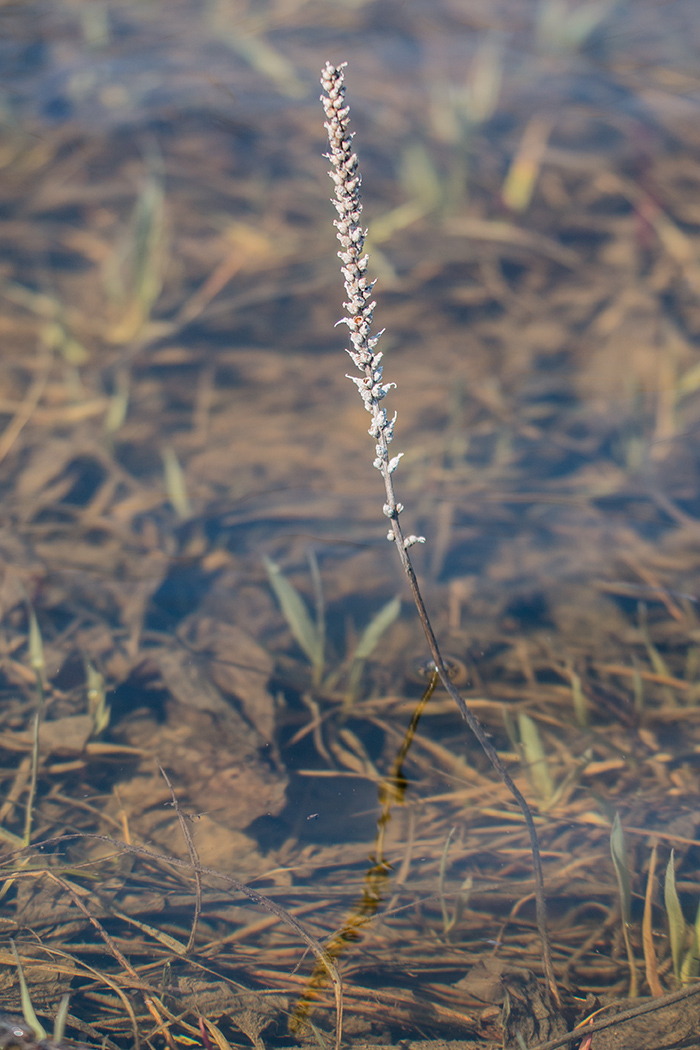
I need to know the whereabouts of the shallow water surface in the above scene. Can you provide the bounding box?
[2,1,700,1046]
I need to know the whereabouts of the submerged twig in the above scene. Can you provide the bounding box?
[159,764,202,953]
[320,60,558,1003]
[23,833,343,1050]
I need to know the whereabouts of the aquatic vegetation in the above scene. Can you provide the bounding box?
[609,813,637,997]
[3,0,700,1046]
[321,57,559,1005]
[264,553,400,700]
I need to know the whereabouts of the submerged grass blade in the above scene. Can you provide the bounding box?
[638,602,673,680]
[307,549,326,662]
[610,812,638,997]
[632,656,645,712]
[687,900,700,986]
[24,601,45,848]
[0,825,24,848]
[439,826,457,935]
[11,940,48,1041]
[344,596,401,707]
[264,556,324,685]
[665,850,686,981]
[201,1017,236,1050]
[681,928,699,985]
[643,844,662,996]
[611,813,632,924]
[162,446,192,520]
[53,995,70,1045]
[27,604,45,677]
[681,896,700,984]
[105,367,130,433]
[501,115,552,212]
[537,0,618,51]
[518,712,554,804]
[352,596,401,663]
[85,657,110,735]
[105,164,166,343]
[502,706,518,747]
[568,668,589,727]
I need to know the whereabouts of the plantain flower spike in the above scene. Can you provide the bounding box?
[321,62,424,546]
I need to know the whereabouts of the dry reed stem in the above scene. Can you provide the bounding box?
[320,59,559,1005]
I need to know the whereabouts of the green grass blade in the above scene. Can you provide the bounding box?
[610,813,638,996]
[685,899,700,985]
[307,549,326,662]
[85,657,110,735]
[0,825,25,848]
[343,596,400,707]
[53,995,70,1044]
[665,850,686,980]
[569,669,589,727]
[517,712,554,804]
[351,596,401,663]
[438,826,456,934]
[638,602,672,679]
[264,557,323,682]
[11,940,48,1041]
[131,173,166,316]
[681,897,700,984]
[632,656,645,712]
[681,942,699,984]
[502,706,518,747]
[24,601,45,848]
[162,445,191,520]
[27,604,45,676]
[105,367,130,433]
[610,813,632,925]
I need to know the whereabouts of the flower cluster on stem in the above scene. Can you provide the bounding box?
[319,61,559,1008]
[320,61,424,550]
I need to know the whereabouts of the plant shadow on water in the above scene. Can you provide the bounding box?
[4,0,700,1048]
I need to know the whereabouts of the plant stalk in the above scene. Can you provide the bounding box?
[320,59,558,1005]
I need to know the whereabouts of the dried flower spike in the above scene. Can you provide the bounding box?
[319,61,558,1008]
[321,61,422,540]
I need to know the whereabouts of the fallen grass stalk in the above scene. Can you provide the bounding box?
[320,60,558,1005]
[16,834,343,1050]
[158,764,203,954]
[643,843,662,996]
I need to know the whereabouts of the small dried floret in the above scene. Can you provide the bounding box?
[323,62,426,548]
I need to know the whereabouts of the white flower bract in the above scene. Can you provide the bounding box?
[321,61,402,489]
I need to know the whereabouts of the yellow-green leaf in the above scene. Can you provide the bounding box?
[264,557,323,680]
[611,812,632,925]
[665,850,686,980]
[518,712,554,803]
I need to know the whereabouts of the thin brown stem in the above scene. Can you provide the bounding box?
[388,510,558,1004]
[320,59,558,1006]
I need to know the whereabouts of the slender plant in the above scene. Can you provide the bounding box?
[320,60,558,1004]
